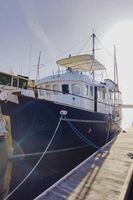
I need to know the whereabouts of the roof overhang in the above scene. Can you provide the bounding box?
[56,54,106,72]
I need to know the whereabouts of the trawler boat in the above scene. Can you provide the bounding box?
[0,53,121,155]
[0,34,122,199]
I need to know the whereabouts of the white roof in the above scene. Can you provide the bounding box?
[56,54,106,72]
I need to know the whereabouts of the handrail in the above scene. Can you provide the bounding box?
[30,86,120,108]
[0,85,121,109]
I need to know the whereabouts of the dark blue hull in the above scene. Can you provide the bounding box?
[0,95,121,155]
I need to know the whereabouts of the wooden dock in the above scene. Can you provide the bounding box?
[0,115,13,199]
[35,127,133,200]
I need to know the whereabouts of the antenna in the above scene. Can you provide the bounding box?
[36,51,41,84]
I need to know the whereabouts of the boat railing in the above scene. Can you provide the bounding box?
[0,83,118,110]
[53,69,85,77]
[33,86,116,109]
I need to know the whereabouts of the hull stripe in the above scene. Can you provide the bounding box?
[62,118,106,123]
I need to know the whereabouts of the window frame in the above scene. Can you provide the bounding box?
[19,78,28,89]
[45,84,51,95]
[62,84,69,94]
[12,77,18,87]
[53,84,59,95]
[0,73,12,86]
[71,83,80,95]
[103,90,106,99]
[90,86,93,96]
[86,85,89,96]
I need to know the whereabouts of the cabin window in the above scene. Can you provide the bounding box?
[53,84,59,94]
[62,84,69,94]
[45,85,51,95]
[97,89,100,99]
[39,87,44,96]
[86,85,89,95]
[103,90,106,99]
[19,78,27,89]
[0,73,11,86]
[72,83,80,95]
[110,91,112,99]
[90,86,93,96]
[12,77,18,87]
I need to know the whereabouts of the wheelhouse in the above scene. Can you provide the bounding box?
[0,72,34,89]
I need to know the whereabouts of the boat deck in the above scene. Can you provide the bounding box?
[35,127,133,200]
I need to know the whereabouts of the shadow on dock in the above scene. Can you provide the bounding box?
[36,138,117,200]
[70,148,110,200]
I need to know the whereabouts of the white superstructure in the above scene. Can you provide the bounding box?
[37,54,121,115]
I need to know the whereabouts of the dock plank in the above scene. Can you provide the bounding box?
[0,115,13,199]
[36,128,133,200]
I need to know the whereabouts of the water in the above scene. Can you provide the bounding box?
[122,108,133,130]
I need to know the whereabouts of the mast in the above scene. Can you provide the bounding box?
[91,31,96,80]
[92,32,96,58]
[36,51,41,84]
[113,45,119,114]
[114,45,116,111]
[114,45,119,90]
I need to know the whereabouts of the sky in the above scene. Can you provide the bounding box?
[0,0,133,128]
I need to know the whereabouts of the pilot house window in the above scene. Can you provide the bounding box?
[53,84,59,94]
[19,79,27,89]
[90,86,93,96]
[39,87,44,96]
[62,84,69,94]
[45,85,51,95]
[103,90,106,99]
[86,85,89,95]
[0,73,11,86]
[72,83,80,95]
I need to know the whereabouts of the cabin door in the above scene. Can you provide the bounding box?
[94,86,97,112]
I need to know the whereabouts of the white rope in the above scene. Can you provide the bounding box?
[105,116,111,143]
[4,115,63,200]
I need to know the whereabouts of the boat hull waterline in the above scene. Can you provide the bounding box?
[0,95,121,155]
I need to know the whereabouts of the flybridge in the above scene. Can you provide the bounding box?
[56,54,106,72]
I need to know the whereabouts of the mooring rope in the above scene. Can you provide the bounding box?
[105,115,111,143]
[3,115,63,200]
[64,116,101,150]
